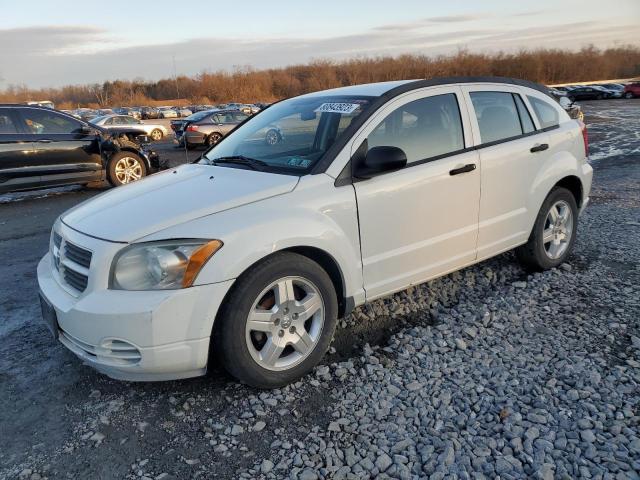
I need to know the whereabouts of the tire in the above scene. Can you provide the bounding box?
[265,129,281,145]
[516,187,578,271]
[107,152,147,187]
[207,132,222,146]
[150,129,163,141]
[624,92,634,99]
[213,252,338,389]
[596,94,604,100]
[568,96,575,102]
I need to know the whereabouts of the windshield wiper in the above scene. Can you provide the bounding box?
[209,156,269,171]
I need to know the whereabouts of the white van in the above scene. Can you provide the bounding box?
[37,77,593,388]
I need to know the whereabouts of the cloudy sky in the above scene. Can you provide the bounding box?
[1,0,639,88]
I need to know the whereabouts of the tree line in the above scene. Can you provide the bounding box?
[1,45,638,109]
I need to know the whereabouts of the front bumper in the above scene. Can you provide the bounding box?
[37,244,234,381]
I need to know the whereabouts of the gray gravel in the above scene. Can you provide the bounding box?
[1,100,639,479]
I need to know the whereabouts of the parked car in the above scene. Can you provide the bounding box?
[36,77,592,388]
[141,107,160,119]
[566,87,606,101]
[114,107,142,119]
[590,85,621,99]
[129,107,143,120]
[158,107,178,119]
[0,105,160,193]
[174,107,193,118]
[595,84,625,97]
[623,83,640,99]
[174,109,249,148]
[90,114,169,141]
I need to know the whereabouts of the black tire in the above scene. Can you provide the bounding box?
[150,129,163,141]
[624,92,634,99]
[213,252,338,389]
[207,132,222,146]
[516,187,578,271]
[596,94,604,100]
[265,129,281,145]
[568,96,575,102]
[107,151,147,187]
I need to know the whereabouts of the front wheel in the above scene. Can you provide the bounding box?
[213,252,338,388]
[624,92,634,99]
[516,187,578,271]
[107,152,147,187]
[207,132,222,146]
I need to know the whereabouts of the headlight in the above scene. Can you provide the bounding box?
[110,240,222,290]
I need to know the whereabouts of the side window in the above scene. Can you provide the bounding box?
[367,93,464,164]
[470,91,522,144]
[104,117,114,125]
[527,96,560,129]
[210,114,221,124]
[513,94,535,133]
[20,109,83,134]
[0,109,19,134]
[234,112,248,122]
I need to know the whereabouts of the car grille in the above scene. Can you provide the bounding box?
[51,232,92,294]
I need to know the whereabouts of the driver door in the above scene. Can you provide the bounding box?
[352,87,481,300]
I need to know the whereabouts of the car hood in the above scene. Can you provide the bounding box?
[62,164,299,242]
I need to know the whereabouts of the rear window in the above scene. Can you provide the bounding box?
[527,96,560,129]
[470,92,523,143]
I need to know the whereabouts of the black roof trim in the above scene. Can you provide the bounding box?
[310,76,552,174]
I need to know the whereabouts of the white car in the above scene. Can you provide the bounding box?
[158,107,179,119]
[90,114,169,141]
[38,78,592,388]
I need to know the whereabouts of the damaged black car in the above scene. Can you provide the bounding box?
[0,104,162,193]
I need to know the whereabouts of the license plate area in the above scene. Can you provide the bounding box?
[39,292,59,340]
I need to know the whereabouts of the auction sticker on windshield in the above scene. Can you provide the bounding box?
[314,103,361,114]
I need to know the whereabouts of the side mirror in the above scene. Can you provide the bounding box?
[354,146,407,179]
[80,125,94,135]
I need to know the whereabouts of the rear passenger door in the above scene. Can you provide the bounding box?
[0,108,39,193]
[460,86,552,259]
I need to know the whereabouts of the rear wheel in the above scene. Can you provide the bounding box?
[516,187,578,271]
[213,252,338,388]
[107,152,147,187]
[207,132,222,146]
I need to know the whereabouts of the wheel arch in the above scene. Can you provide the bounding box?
[554,175,583,208]
[115,146,152,172]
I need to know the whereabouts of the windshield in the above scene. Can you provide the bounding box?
[186,110,217,122]
[200,95,373,174]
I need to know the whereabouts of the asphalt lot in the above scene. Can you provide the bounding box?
[0,100,639,479]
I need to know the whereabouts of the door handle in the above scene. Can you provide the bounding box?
[36,139,53,143]
[449,164,476,176]
[530,143,549,153]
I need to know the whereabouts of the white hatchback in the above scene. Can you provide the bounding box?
[38,78,593,388]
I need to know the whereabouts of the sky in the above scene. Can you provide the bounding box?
[1,0,639,89]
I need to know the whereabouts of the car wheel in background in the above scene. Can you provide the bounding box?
[207,132,222,146]
[108,152,147,187]
[265,129,281,145]
[213,252,338,389]
[516,187,578,271]
[596,94,604,100]
[624,92,634,99]
[150,129,163,141]
[568,96,576,102]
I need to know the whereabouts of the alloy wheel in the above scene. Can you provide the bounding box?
[245,276,324,371]
[114,156,143,184]
[542,200,574,259]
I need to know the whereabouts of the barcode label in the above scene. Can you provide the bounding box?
[314,103,360,114]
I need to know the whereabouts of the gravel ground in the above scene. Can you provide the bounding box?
[0,100,639,480]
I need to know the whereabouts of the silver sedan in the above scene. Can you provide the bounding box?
[90,115,169,141]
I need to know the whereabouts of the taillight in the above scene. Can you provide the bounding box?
[578,120,589,157]
[186,125,199,132]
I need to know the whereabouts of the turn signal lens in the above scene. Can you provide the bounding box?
[182,240,223,287]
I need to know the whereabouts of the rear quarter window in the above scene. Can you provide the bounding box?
[527,96,560,129]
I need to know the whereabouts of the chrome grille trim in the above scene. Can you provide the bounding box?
[50,230,92,294]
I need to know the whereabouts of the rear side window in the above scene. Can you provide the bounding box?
[470,92,523,143]
[0,109,18,134]
[367,93,464,164]
[527,96,560,129]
